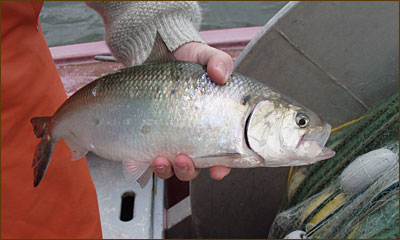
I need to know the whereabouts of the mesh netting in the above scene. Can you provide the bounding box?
[269,160,398,239]
[269,93,399,239]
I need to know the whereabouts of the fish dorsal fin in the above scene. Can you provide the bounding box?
[144,32,176,64]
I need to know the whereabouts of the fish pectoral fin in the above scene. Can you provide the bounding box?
[64,139,88,161]
[122,160,152,188]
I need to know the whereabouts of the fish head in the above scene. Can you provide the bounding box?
[246,100,335,167]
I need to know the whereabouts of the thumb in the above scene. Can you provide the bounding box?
[204,51,233,85]
[174,42,234,84]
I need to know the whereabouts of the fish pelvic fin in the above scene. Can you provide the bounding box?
[137,167,153,188]
[123,160,153,188]
[31,117,56,187]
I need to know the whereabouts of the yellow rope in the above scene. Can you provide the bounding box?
[287,115,366,184]
[331,116,365,133]
[347,223,361,238]
[287,166,294,187]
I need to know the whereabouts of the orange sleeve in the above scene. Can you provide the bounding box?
[1,2,102,238]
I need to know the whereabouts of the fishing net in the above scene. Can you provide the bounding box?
[268,93,399,239]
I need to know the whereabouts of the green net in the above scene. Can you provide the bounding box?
[287,93,398,207]
[269,162,398,239]
[269,93,399,239]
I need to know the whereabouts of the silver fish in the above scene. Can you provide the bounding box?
[31,41,335,188]
[31,60,335,188]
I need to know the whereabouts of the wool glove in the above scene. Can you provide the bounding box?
[86,1,205,66]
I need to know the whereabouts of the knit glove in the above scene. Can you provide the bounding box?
[86,1,205,66]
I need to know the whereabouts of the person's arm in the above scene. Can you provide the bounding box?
[86,1,233,181]
[86,1,204,66]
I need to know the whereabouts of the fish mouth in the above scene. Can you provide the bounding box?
[317,146,336,160]
[296,124,336,161]
[296,138,336,162]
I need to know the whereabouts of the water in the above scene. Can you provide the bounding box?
[40,1,286,47]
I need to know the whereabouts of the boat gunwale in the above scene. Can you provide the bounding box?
[50,26,263,66]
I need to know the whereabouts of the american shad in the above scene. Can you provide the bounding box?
[31,36,335,188]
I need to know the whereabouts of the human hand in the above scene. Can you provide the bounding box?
[151,42,234,182]
[173,42,234,84]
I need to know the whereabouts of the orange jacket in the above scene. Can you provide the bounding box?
[1,2,102,238]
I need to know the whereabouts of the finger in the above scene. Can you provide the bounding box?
[205,51,234,84]
[152,156,173,179]
[209,166,231,180]
[195,45,233,84]
[174,42,234,84]
[172,154,200,181]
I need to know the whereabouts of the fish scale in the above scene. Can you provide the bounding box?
[56,62,252,159]
[31,60,334,187]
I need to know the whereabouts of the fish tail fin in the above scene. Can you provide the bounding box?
[31,117,56,187]
[31,117,50,138]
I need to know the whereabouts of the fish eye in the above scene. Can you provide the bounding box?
[296,113,309,128]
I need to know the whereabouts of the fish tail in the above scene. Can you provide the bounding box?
[31,117,56,187]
